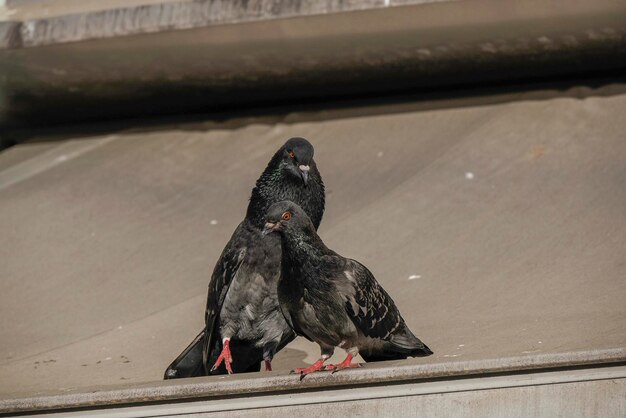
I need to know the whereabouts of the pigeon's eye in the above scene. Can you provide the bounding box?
[288,151,295,159]
[281,212,292,221]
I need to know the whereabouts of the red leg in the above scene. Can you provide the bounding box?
[264,359,272,372]
[211,339,233,374]
[324,353,361,372]
[291,357,327,379]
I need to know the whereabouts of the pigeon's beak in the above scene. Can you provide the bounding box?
[263,222,280,236]
[299,165,310,186]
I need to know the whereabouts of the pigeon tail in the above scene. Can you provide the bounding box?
[360,341,432,362]
[387,325,433,358]
[164,330,206,379]
[409,344,434,357]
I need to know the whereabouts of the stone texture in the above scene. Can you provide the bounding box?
[0,83,625,400]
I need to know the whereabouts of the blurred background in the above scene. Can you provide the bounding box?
[0,0,625,414]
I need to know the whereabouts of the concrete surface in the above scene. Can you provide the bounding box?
[0,0,453,48]
[1,0,192,21]
[2,0,625,128]
[1,356,625,415]
[1,82,626,399]
[1,0,622,47]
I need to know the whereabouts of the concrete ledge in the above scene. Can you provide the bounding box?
[2,0,398,49]
[0,0,622,49]
[27,366,625,416]
[1,0,625,129]
[1,348,624,414]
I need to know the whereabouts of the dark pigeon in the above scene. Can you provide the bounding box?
[164,138,325,378]
[263,201,432,378]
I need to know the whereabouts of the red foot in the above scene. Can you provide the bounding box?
[211,339,233,374]
[324,353,361,373]
[264,360,272,372]
[291,358,326,380]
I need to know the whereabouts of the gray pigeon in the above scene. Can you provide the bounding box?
[263,201,432,378]
[164,138,325,378]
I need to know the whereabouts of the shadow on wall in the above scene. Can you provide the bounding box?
[2,75,626,151]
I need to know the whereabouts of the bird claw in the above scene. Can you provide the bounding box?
[289,369,308,381]
[330,362,363,374]
[290,370,307,381]
[291,359,326,380]
[211,340,233,374]
[324,353,363,374]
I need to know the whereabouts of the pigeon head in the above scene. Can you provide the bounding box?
[246,137,324,231]
[262,201,314,236]
[279,137,314,186]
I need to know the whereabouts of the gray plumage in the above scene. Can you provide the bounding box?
[263,201,432,375]
[164,138,325,378]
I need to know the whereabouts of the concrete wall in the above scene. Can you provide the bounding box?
[1,0,625,129]
[2,362,625,416]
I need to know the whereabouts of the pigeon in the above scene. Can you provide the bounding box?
[164,138,325,378]
[263,201,432,378]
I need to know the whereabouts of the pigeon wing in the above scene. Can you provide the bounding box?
[341,259,405,342]
[202,225,248,370]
